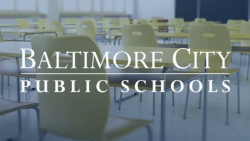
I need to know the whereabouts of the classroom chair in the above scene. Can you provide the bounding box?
[111,24,200,115]
[45,21,64,37]
[194,18,207,23]
[119,18,131,25]
[133,19,148,25]
[0,99,39,141]
[183,25,240,125]
[66,18,77,24]
[190,21,215,26]
[17,19,30,29]
[76,20,96,40]
[38,19,49,30]
[240,21,250,80]
[227,20,245,45]
[31,35,153,141]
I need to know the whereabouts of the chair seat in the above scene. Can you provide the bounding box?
[104,115,152,140]
[0,98,38,116]
[231,40,241,44]
[107,67,199,91]
[0,59,36,78]
[207,68,240,74]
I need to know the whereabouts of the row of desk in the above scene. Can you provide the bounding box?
[0,41,249,141]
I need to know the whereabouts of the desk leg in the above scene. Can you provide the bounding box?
[23,34,27,41]
[160,67,168,141]
[202,73,208,141]
[247,55,250,80]
[17,77,21,102]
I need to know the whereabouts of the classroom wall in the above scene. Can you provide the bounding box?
[176,0,248,23]
[200,0,248,23]
[175,0,197,21]
[136,0,175,19]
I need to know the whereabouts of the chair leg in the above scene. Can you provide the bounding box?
[226,92,229,125]
[239,53,243,68]
[145,125,153,141]
[38,131,47,141]
[140,93,143,102]
[172,91,175,106]
[199,76,204,109]
[118,90,123,110]
[113,87,120,103]
[152,92,156,115]
[7,76,10,86]
[1,75,3,95]
[237,72,240,114]
[183,83,190,119]
[226,76,230,125]
[247,55,250,80]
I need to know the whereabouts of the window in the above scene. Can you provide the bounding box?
[60,0,133,14]
[103,0,113,12]
[17,0,36,11]
[0,0,15,10]
[114,0,124,13]
[93,0,101,12]
[79,0,91,12]
[63,0,77,12]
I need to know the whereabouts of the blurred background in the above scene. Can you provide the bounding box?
[0,0,248,23]
[0,0,175,23]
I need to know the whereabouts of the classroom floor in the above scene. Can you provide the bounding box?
[0,52,250,141]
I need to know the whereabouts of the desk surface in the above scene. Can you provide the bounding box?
[109,32,250,40]
[63,25,122,29]
[1,29,57,34]
[0,42,211,68]
[0,24,20,28]
[182,26,240,32]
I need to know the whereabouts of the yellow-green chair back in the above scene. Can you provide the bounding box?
[241,21,250,47]
[38,19,49,30]
[76,20,96,40]
[194,18,207,23]
[66,18,77,24]
[31,35,110,141]
[17,19,30,29]
[122,24,157,47]
[46,21,64,37]
[189,25,231,72]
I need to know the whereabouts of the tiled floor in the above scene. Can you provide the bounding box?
[0,52,250,141]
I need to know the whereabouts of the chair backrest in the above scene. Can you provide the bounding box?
[122,24,157,47]
[168,19,184,33]
[194,18,207,23]
[66,18,77,24]
[31,35,110,140]
[227,20,245,43]
[85,18,96,26]
[190,21,215,26]
[103,19,120,33]
[119,18,131,25]
[241,21,250,46]
[102,18,111,22]
[38,19,49,30]
[0,29,4,42]
[189,25,231,72]
[133,19,148,25]
[175,18,185,23]
[76,20,96,40]
[17,19,30,29]
[46,21,64,37]
[227,20,245,28]
[148,19,159,31]
[148,19,158,25]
